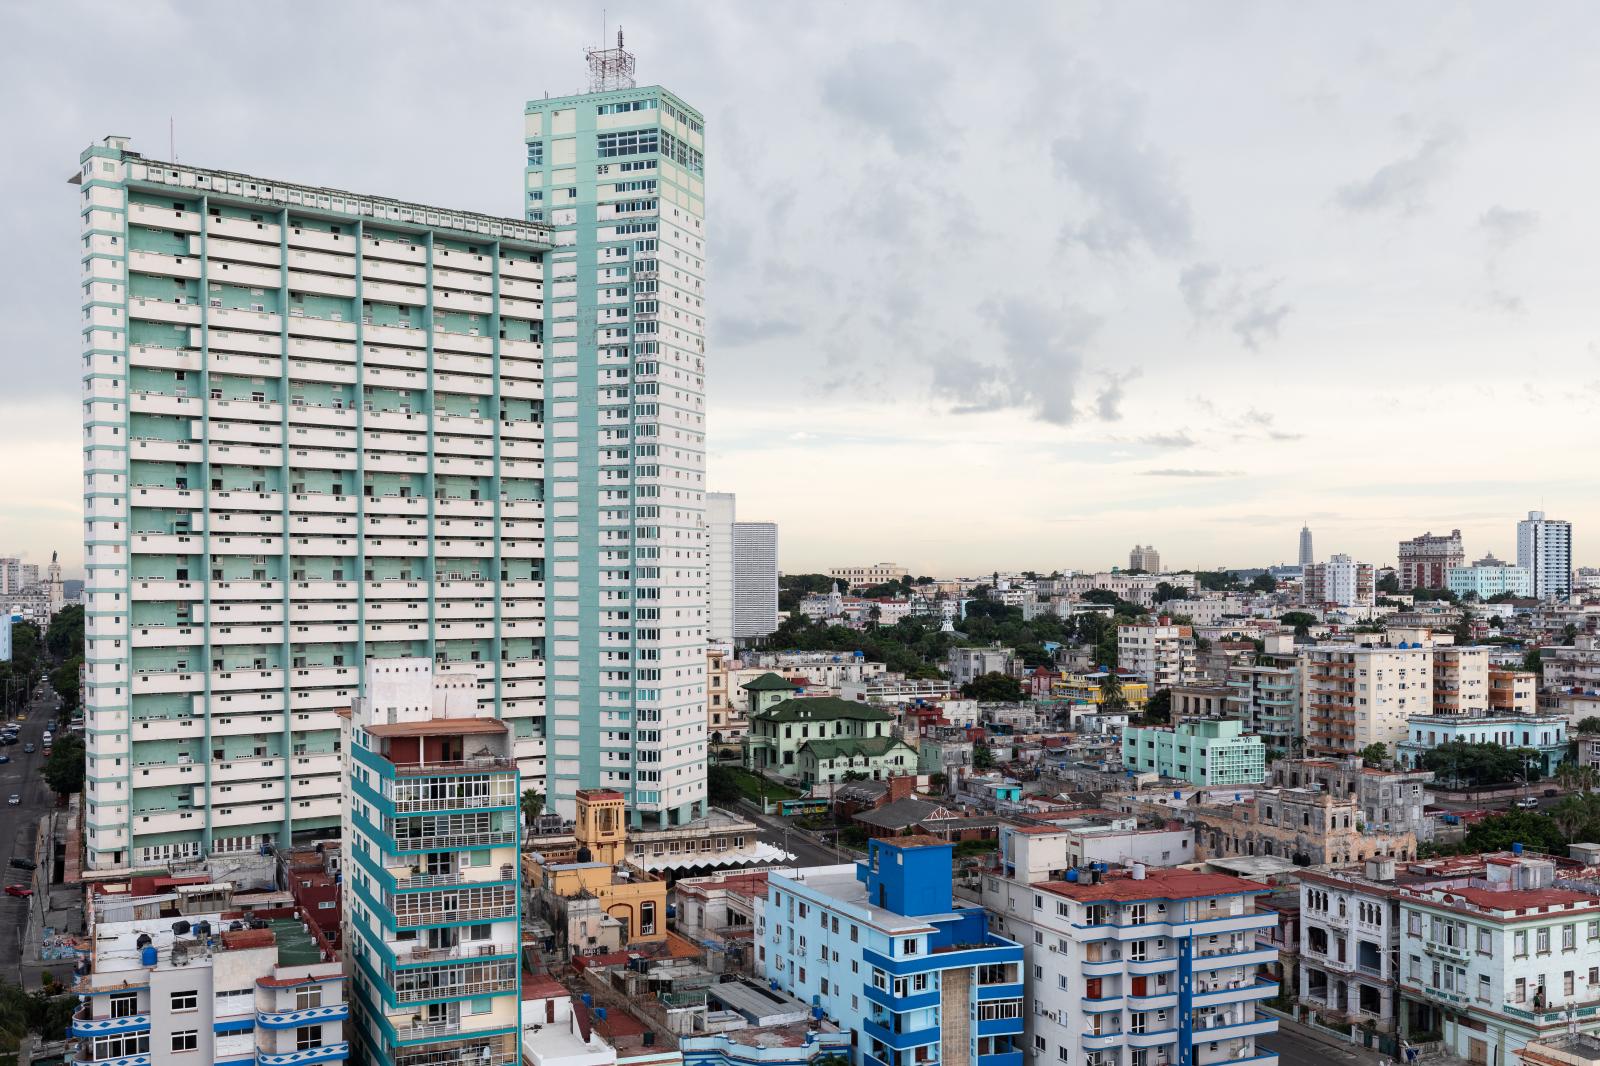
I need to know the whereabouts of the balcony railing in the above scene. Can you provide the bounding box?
[393,975,516,1005]
[385,756,515,776]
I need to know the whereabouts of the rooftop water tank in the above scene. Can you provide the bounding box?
[141,945,158,966]
[1514,842,1524,855]
[1066,869,1079,883]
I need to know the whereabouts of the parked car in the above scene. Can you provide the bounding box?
[21,744,34,754]
[0,755,10,765]
[4,885,32,898]
[1516,797,1540,809]
[7,857,36,871]
[5,795,16,806]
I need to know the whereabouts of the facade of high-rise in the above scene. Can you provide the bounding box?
[1128,543,1160,572]
[731,521,779,639]
[1301,639,1433,756]
[523,55,709,827]
[1396,529,1463,591]
[77,138,550,871]
[1445,553,1533,600]
[1298,524,1314,569]
[1517,510,1572,601]
[341,659,522,1066]
[1302,554,1374,607]
[706,491,736,642]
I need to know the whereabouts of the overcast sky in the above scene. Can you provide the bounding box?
[4,2,1597,578]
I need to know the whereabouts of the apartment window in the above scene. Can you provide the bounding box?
[1477,928,1493,956]
[1478,974,1490,1003]
[109,992,139,1018]
[170,991,197,1012]
[295,1027,322,1052]
[1515,931,1529,958]
[1515,978,1526,1003]
[295,986,322,1010]
[1567,971,1577,997]
[171,1031,198,1053]
[1539,928,1551,955]
[1565,924,1577,951]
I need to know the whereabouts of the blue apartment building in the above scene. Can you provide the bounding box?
[759,836,1026,1066]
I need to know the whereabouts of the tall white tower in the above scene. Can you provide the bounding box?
[1298,525,1314,569]
[1517,510,1572,601]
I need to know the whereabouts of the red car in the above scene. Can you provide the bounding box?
[4,885,32,898]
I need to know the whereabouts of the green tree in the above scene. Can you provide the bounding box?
[520,788,545,827]
[44,605,84,661]
[1412,587,1460,604]
[1358,742,1388,769]
[1524,649,1544,674]
[707,764,741,806]
[1452,607,1475,647]
[962,672,1025,702]
[1278,611,1318,638]
[1144,688,1171,724]
[1420,742,1541,787]
[1100,670,1129,713]
[973,743,996,770]
[1376,573,1401,595]
[50,658,82,710]
[1564,623,1580,645]
[1154,582,1186,604]
[42,733,84,795]
[1249,574,1278,593]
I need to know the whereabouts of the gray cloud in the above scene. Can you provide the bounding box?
[1334,127,1461,215]
[1138,432,1197,449]
[1180,262,1292,351]
[716,317,805,347]
[931,298,1106,425]
[1479,205,1539,252]
[1140,468,1243,478]
[1095,370,1141,421]
[820,41,948,154]
[1053,90,1193,256]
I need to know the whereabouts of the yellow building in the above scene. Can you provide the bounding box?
[526,789,668,949]
[1051,670,1151,710]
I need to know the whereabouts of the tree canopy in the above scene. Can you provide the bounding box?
[42,733,85,795]
[1420,742,1546,787]
[963,672,1025,702]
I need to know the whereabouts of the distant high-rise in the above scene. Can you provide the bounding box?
[1298,525,1315,569]
[1303,554,1374,607]
[731,521,779,640]
[707,492,737,642]
[1129,544,1161,572]
[1517,510,1573,601]
[1397,529,1464,591]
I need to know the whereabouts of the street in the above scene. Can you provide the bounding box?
[1260,1023,1388,1066]
[0,683,62,985]
[743,808,861,868]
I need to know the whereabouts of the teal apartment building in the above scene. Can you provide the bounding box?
[341,658,522,1066]
[1122,719,1268,785]
[524,43,709,827]
[75,138,551,870]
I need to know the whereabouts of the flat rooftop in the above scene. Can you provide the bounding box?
[367,717,508,737]
[776,866,942,934]
[1043,869,1267,904]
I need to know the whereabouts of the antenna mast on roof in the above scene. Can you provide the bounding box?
[586,24,636,92]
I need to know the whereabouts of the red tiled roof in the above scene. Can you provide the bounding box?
[522,973,568,1001]
[1042,869,1266,903]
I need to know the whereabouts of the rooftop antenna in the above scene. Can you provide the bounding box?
[169,116,176,162]
[586,21,636,93]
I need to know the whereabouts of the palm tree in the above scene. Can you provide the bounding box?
[521,788,545,830]
[1099,670,1128,714]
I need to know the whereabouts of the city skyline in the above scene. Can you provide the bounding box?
[7,4,1600,576]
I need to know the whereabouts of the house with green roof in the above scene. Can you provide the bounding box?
[796,734,918,786]
[744,695,907,782]
[740,672,799,717]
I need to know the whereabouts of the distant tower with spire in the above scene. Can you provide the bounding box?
[1298,524,1314,570]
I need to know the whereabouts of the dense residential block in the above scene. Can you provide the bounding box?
[75,138,549,870]
[1121,719,1268,785]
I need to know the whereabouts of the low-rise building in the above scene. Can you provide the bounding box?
[1435,645,1492,715]
[1398,859,1600,1063]
[1492,668,1540,714]
[1396,713,1568,776]
[948,645,1019,687]
[1193,788,1417,866]
[527,789,669,954]
[1297,860,1406,1033]
[839,676,956,706]
[1270,758,1435,839]
[743,696,901,782]
[1122,719,1268,785]
[1226,636,1302,752]
[1449,555,1535,600]
[1170,683,1236,722]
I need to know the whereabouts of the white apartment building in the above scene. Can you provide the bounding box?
[1297,862,1405,1033]
[949,645,1018,686]
[732,521,779,639]
[1301,638,1434,757]
[826,563,908,587]
[77,139,550,869]
[981,856,1280,1066]
[1303,554,1375,608]
[1117,620,1197,689]
[1519,511,1573,602]
[707,492,736,642]
[74,888,346,1066]
[1435,645,1491,715]
[1398,859,1600,1064]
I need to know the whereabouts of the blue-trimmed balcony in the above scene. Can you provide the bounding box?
[1193,980,1278,1010]
[974,982,1024,1001]
[1190,1018,1276,1044]
[216,1057,255,1066]
[72,1010,151,1038]
[213,1017,255,1034]
[863,1018,940,1052]
[1191,947,1276,972]
[976,1052,1022,1066]
[975,1016,1023,1038]
[1125,1028,1178,1048]
[1081,1031,1125,1051]
[257,1003,350,1030]
[73,1053,149,1066]
[863,934,1023,978]
[864,985,940,1013]
[256,1043,350,1066]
